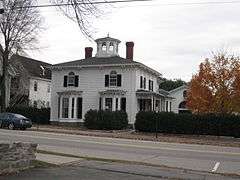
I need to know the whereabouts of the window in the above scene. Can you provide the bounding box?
[149,80,154,91]
[102,42,107,51]
[105,98,113,111]
[68,72,75,86]
[62,98,69,118]
[109,42,114,51]
[34,81,38,91]
[105,71,122,87]
[110,71,117,86]
[47,84,50,93]
[64,72,79,87]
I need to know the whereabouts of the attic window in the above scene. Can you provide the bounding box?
[109,42,114,51]
[102,42,107,51]
[68,72,75,86]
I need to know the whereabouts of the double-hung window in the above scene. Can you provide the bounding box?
[68,72,75,86]
[63,72,79,87]
[62,98,69,118]
[105,71,122,87]
[110,71,117,86]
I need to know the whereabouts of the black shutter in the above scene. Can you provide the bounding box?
[77,98,82,119]
[117,74,122,87]
[63,76,68,87]
[140,76,143,88]
[105,75,109,87]
[75,75,79,87]
[144,78,146,89]
[149,80,151,90]
[152,81,154,91]
[121,98,126,112]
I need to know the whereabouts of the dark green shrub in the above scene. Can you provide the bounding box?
[6,106,50,124]
[84,110,128,130]
[135,111,240,138]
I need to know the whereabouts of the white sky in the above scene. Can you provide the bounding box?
[27,0,240,81]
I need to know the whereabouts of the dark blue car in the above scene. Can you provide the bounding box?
[0,113,32,130]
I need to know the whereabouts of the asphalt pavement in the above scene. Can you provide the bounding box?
[1,160,239,180]
[0,129,239,176]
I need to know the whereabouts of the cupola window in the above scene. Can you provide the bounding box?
[109,42,114,51]
[102,42,107,51]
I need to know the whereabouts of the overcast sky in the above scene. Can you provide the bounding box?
[27,0,240,81]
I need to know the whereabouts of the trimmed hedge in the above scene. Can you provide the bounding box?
[6,106,50,124]
[84,110,128,130]
[135,111,240,138]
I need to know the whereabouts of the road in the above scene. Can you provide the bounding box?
[0,129,240,175]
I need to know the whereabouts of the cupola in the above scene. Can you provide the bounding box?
[95,35,121,57]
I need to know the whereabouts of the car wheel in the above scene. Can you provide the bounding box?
[0,121,2,128]
[8,123,15,130]
[20,127,26,131]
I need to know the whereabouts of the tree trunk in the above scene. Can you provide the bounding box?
[0,52,9,112]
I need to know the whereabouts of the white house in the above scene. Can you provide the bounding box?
[50,36,175,125]
[168,85,190,113]
[10,55,51,108]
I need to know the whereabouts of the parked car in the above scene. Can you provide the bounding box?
[0,113,32,130]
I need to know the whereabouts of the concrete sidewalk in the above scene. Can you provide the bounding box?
[36,153,82,165]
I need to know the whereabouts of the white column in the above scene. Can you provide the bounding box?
[112,96,116,111]
[74,97,77,119]
[59,96,63,119]
[103,97,106,110]
[68,97,72,119]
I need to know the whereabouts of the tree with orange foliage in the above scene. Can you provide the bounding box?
[187,53,240,114]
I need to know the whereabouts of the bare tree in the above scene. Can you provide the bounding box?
[50,0,106,38]
[0,0,43,112]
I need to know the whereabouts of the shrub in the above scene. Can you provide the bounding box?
[6,106,50,124]
[84,110,128,130]
[135,111,240,138]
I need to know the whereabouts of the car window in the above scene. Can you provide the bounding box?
[14,114,27,119]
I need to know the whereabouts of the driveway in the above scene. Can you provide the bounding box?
[0,129,240,175]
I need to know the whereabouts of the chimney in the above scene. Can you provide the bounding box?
[126,42,134,60]
[85,47,93,59]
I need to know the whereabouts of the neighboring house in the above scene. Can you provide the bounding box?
[10,55,51,108]
[168,85,190,113]
[50,36,175,125]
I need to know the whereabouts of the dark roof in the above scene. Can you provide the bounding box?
[53,56,139,67]
[95,36,121,43]
[11,54,52,80]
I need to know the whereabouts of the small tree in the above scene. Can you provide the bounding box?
[0,0,43,111]
[187,52,240,114]
[159,78,187,91]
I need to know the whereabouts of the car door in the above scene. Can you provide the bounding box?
[0,113,7,127]
[0,114,3,127]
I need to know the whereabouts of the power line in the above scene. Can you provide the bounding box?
[5,0,240,9]
[0,0,240,12]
